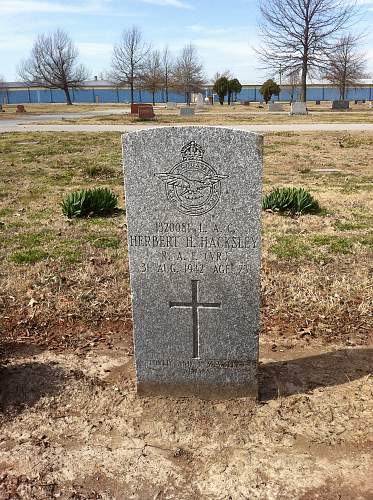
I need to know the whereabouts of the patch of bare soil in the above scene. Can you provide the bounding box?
[1,339,372,499]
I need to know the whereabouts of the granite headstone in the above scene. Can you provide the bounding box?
[332,100,350,110]
[268,102,283,112]
[122,126,262,399]
[290,102,308,115]
[195,93,204,109]
[179,107,195,117]
[138,105,155,119]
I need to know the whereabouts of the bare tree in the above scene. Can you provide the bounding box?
[18,29,88,105]
[324,33,368,99]
[173,44,205,105]
[212,70,233,84]
[141,50,162,105]
[110,26,149,104]
[160,46,174,102]
[257,0,358,102]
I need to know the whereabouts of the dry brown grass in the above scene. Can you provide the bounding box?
[0,103,130,116]
[0,103,131,116]
[2,101,373,124]
[0,131,371,351]
[41,107,373,125]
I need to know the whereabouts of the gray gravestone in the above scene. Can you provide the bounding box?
[166,102,177,109]
[268,102,283,112]
[290,102,308,115]
[179,107,195,116]
[195,93,204,109]
[122,126,262,399]
[332,100,350,110]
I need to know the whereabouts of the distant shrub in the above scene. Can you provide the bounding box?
[61,187,118,218]
[263,187,320,215]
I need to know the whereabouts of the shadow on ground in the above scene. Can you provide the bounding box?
[260,348,373,401]
[0,359,65,414]
[0,341,45,360]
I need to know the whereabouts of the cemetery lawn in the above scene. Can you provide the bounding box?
[0,132,372,498]
[0,103,131,117]
[40,109,373,125]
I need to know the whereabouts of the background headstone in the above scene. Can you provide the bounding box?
[180,107,195,117]
[166,102,177,109]
[195,93,204,109]
[123,126,263,399]
[290,102,308,115]
[268,102,283,112]
[332,100,350,110]
[138,105,155,120]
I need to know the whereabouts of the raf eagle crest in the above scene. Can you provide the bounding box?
[155,141,228,216]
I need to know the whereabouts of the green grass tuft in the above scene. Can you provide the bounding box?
[90,236,121,249]
[61,187,118,218]
[84,164,115,178]
[270,235,311,260]
[334,221,367,231]
[10,248,49,264]
[263,187,320,215]
[311,235,354,254]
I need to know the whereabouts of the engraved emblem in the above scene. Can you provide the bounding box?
[155,141,228,216]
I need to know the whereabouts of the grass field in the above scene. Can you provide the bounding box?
[0,103,131,115]
[0,131,372,498]
[38,107,373,125]
[0,131,371,348]
[2,101,373,125]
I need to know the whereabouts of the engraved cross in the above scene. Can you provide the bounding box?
[169,280,221,359]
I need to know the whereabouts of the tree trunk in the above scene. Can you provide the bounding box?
[300,64,307,102]
[152,91,155,105]
[165,85,168,102]
[130,82,134,104]
[64,87,72,105]
[342,65,347,100]
[227,91,231,105]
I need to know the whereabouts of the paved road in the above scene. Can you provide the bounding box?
[1,122,373,133]
[0,108,131,128]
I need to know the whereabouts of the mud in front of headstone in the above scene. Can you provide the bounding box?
[123,126,263,399]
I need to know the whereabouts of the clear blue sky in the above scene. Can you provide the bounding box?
[0,0,372,83]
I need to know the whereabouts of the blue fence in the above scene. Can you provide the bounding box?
[1,85,372,104]
[0,87,188,105]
